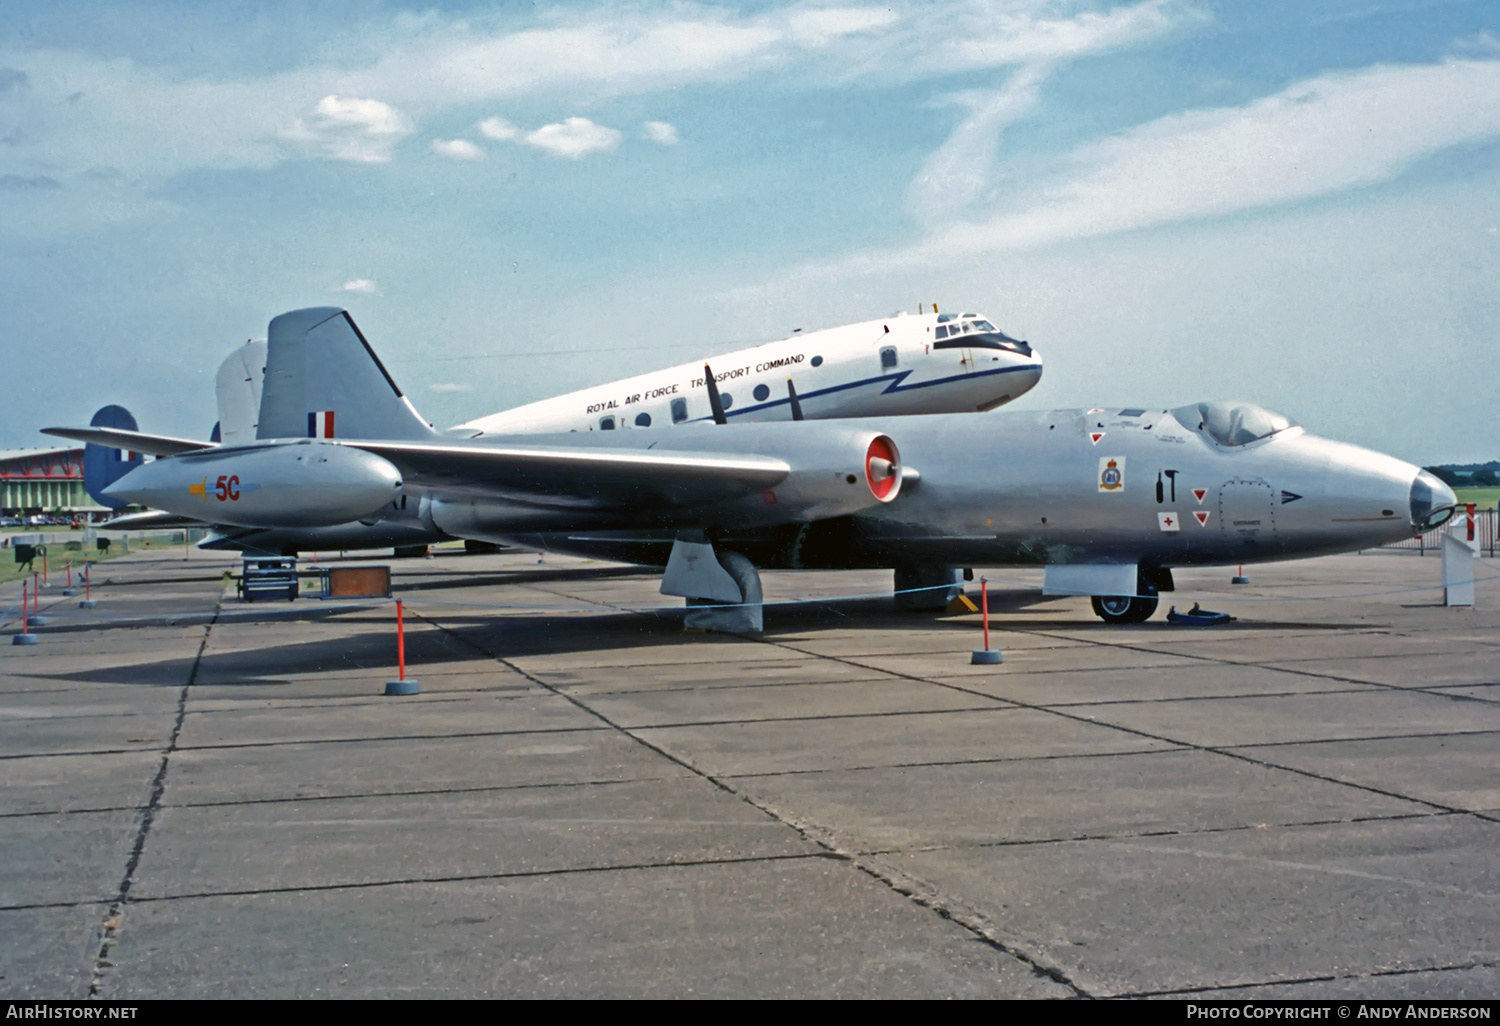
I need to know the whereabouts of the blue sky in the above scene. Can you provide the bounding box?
[2,0,1496,462]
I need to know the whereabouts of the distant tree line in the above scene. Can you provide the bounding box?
[1427,464,1499,487]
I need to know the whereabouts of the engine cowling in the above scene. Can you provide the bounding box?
[708,428,904,524]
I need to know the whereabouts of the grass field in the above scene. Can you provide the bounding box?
[0,533,181,589]
[1453,487,1500,508]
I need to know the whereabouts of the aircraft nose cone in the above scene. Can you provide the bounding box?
[1409,469,1458,532]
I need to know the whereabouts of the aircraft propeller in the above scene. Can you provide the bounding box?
[787,378,805,421]
[704,363,728,425]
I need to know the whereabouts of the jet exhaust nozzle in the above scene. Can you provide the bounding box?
[865,435,902,503]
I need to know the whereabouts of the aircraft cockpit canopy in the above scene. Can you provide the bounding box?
[933,313,1032,356]
[1179,400,1297,447]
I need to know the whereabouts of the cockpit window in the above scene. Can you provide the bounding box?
[1178,401,1296,447]
[931,313,1029,353]
[933,326,1031,355]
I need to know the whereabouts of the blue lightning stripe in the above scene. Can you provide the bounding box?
[689,362,1038,423]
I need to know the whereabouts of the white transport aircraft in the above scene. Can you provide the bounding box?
[454,310,1042,435]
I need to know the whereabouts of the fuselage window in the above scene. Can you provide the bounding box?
[811,355,824,367]
[721,393,733,409]
[599,416,615,430]
[753,383,770,402]
[634,412,651,427]
[880,346,898,370]
[670,397,688,423]
[935,326,949,339]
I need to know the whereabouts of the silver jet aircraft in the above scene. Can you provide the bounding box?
[82,307,1458,626]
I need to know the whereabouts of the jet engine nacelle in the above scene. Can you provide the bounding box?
[423,426,905,543]
[103,441,403,529]
[717,428,904,524]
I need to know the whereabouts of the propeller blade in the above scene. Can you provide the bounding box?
[704,364,727,425]
[786,377,804,421]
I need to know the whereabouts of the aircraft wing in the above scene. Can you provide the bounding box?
[344,439,791,509]
[42,426,215,457]
[100,509,208,530]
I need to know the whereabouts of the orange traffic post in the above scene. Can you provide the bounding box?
[397,600,406,680]
[384,599,420,695]
[29,572,46,626]
[971,576,1002,664]
[14,581,37,645]
[981,579,991,650]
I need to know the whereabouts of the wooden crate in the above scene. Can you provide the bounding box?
[327,565,391,598]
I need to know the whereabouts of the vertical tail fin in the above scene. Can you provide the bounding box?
[258,308,438,441]
[215,339,266,446]
[82,405,145,509]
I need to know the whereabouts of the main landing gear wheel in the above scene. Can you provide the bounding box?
[1090,593,1158,624]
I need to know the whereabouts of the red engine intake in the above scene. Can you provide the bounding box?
[864,435,902,502]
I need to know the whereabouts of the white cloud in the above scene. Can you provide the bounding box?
[432,138,483,160]
[429,382,474,392]
[642,120,678,145]
[284,94,413,163]
[0,2,1189,187]
[951,0,1180,68]
[787,7,900,47]
[863,57,1500,269]
[477,116,520,141]
[523,117,622,159]
[906,66,1048,221]
[1451,31,1500,56]
[478,114,625,158]
[338,279,380,295]
[315,94,407,134]
[822,0,1191,82]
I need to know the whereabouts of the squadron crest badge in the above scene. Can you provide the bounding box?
[1098,457,1126,493]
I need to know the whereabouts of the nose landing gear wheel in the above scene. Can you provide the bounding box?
[1090,593,1159,624]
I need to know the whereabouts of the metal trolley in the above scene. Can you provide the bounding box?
[238,557,300,602]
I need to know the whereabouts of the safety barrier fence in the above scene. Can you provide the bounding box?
[1382,506,1496,557]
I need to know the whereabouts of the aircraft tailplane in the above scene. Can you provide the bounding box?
[258,308,438,442]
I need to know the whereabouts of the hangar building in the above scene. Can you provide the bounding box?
[0,446,101,518]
